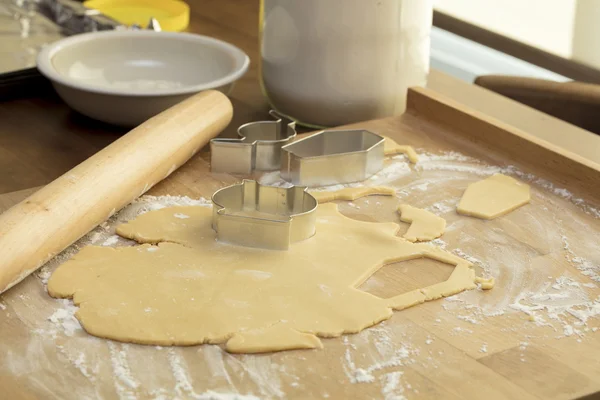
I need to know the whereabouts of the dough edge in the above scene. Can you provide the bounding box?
[48,203,492,353]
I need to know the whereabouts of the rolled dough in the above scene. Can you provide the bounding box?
[383,137,419,163]
[457,174,530,220]
[48,203,490,353]
[311,187,396,203]
[398,204,446,242]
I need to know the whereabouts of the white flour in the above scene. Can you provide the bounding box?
[425,199,457,215]
[226,355,285,399]
[562,235,600,283]
[102,235,120,246]
[55,345,98,382]
[203,345,236,387]
[47,301,81,337]
[530,175,600,219]
[259,158,412,191]
[341,323,418,398]
[380,371,406,400]
[108,342,139,400]
[73,352,96,381]
[168,349,221,399]
[509,275,600,335]
[415,152,503,176]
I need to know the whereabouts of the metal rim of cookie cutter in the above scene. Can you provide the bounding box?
[280,129,385,187]
[211,179,318,250]
[210,110,297,174]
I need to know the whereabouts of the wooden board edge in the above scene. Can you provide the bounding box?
[405,86,600,196]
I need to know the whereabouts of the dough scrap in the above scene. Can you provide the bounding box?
[48,203,490,353]
[398,204,446,242]
[383,136,419,163]
[311,186,396,203]
[226,325,323,354]
[457,174,530,220]
[476,277,495,290]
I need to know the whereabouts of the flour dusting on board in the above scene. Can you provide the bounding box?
[2,146,600,398]
[381,371,406,400]
[108,342,139,399]
[47,300,81,337]
[407,151,600,347]
[259,157,411,191]
[341,323,418,398]
[509,275,600,337]
[167,348,260,400]
[56,345,99,382]
[226,355,286,398]
[303,148,600,379]
[562,234,600,283]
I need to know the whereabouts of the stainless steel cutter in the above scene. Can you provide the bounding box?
[210,111,297,174]
[211,180,317,250]
[280,129,385,187]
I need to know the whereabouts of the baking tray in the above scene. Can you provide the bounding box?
[0,0,120,99]
[1,87,599,399]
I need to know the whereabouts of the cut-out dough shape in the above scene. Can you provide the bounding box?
[48,203,491,353]
[398,204,446,242]
[311,186,396,203]
[383,136,419,163]
[457,174,530,220]
[476,276,495,290]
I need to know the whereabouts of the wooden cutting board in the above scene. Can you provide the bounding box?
[1,87,599,400]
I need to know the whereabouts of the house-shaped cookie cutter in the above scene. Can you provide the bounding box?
[210,111,297,174]
[211,180,317,250]
[280,129,385,187]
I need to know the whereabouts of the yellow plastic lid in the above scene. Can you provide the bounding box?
[83,0,190,32]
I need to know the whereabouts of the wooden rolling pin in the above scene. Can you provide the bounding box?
[0,90,233,294]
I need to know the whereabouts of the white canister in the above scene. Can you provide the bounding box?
[259,0,433,127]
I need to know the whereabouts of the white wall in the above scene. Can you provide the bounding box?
[434,0,576,58]
[571,0,600,67]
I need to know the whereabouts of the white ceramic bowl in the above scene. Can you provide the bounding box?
[37,30,249,126]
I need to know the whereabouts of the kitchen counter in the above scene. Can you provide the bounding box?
[0,0,599,196]
[2,2,600,399]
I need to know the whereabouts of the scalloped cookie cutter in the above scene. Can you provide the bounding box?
[210,111,297,174]
[211,180,317,250]
[280,129,385,187]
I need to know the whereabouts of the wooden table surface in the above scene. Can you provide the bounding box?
[2,85,600,400]
[2,2,600,399]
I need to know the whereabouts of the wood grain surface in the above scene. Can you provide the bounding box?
[0,87,599,399]
[1,1,600,399]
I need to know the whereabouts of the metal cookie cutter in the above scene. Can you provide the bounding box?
[211,180,317,250]
[280,129,385,187]
[210,111,297,174]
